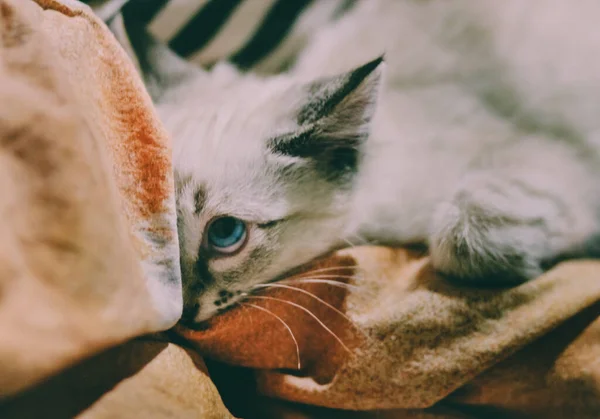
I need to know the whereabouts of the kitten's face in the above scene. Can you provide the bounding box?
[160,60,383,326]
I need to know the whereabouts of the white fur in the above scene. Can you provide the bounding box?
[293,0,600,275]
[157,0,600,322]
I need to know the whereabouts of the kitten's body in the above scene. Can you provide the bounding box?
[131,1,600,324]
[293,0,600,249]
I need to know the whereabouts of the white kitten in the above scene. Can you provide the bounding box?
[122,0,600,325]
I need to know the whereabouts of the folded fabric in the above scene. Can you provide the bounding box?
[0,0,182,396]
[2,1,599,419]
[179,246,600,418]
[1,337,235,419]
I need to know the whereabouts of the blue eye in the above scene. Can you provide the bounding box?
[206,216,247,254]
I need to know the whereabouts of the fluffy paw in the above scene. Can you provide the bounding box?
[429,200,545,285]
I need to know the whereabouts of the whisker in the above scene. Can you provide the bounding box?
[343,237,358,248]
[253,283,372,341]
[241,303,301,370]
[349,233,369,245]
[253,283,355,324]
[287,266,360,278]
[339,233,369,248]
[286,274,365,285]
[290,273,364,281]
[247,295,351,353]
[282,278,360,291]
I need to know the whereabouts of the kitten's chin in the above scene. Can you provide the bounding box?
[179,306,221,330]
[179,318,212,332]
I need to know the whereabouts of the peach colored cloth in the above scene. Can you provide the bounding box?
[0,0,182,397]
[1,337,234,419]
[180,247,600,419]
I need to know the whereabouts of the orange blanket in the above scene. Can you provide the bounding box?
[180,247,600,418]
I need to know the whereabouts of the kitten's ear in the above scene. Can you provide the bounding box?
[108,13,204,102]
[270,57,384,178]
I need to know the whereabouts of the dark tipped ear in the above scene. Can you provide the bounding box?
[108,12,203,102]
[270,56,384,179]
[297,56,384,126]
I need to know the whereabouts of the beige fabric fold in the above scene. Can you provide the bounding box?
[0,0,181,396]
[1,338,235,419]
[181,247,600,418]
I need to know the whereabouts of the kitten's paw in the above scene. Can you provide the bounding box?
[429,200,544,285]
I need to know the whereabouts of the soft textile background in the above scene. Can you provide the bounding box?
[1,1,599,419]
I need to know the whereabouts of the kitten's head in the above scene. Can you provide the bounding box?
[136,31,383,325]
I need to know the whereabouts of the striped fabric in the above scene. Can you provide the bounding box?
[86,0,359,74]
